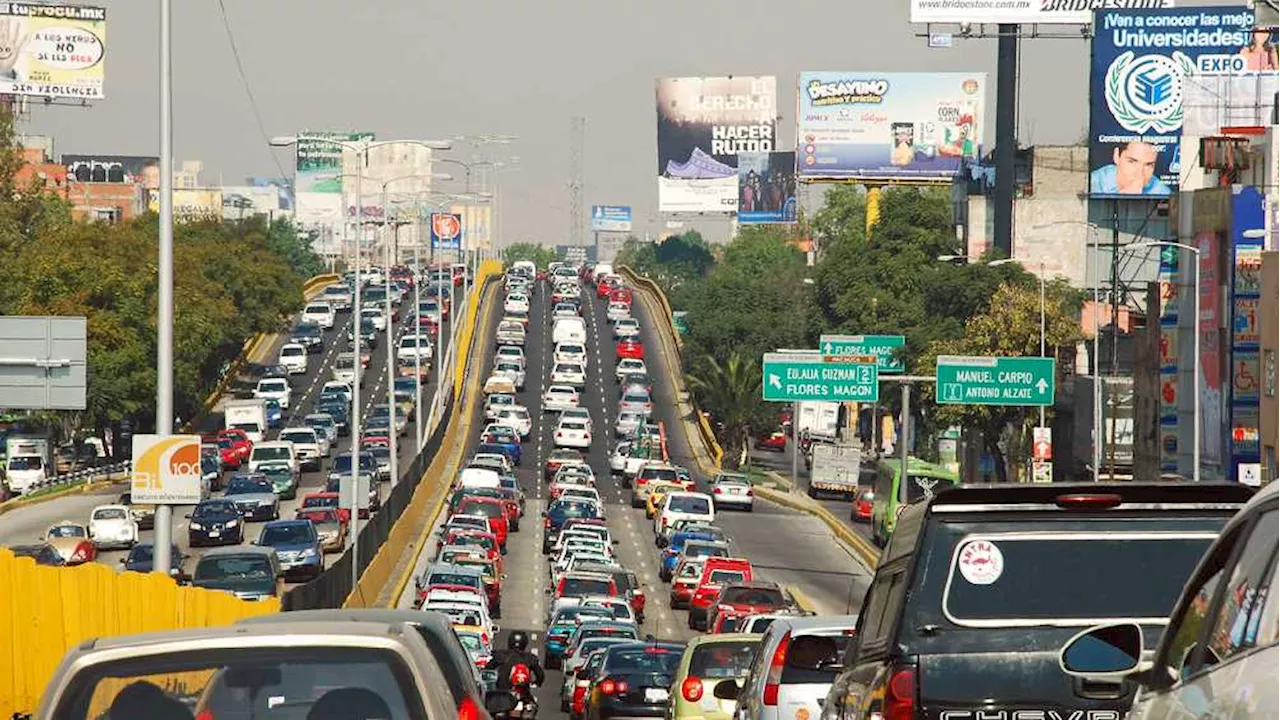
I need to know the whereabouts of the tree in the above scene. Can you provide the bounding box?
[686,352,767,468]
[502,242,558,268]
[917,281,1083,482]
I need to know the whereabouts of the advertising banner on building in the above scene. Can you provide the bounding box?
[295,130,374,226]
[1197,229,1224,474]
[430,212,463,250]
[0,4,106,100]
[1088,8,1260,198]
[591,205,633,233]
[451,203,491,251]
[909,0,1175,25]
[1157,244,1181,473]
[220,186,283,220]
[1228,187,1265,483]
[796,72,985,182]
[656,76,776,214]
[63,155,158,187]
[737,151,797,224]
[173,188,223,223]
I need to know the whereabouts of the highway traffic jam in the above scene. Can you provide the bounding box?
[11,260,1278,719]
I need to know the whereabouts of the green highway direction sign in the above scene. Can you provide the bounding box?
[935,355,1056,407]
[820,334,906,373]
[762,352,880,403]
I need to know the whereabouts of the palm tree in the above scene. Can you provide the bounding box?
[686,352,762,469]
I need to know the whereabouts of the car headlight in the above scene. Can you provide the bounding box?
[190,522,204,530]
[302,548,318,558]
[226,519,240,527]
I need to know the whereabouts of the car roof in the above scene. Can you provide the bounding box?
[763,614,860,634]
[685,632,763,647]
[198,545,276,559]
[75,619,426,653]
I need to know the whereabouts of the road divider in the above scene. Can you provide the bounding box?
[753,486,880,568]
[0,547,278,718]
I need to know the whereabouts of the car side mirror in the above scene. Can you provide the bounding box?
[1059,623,1146,680]
[118,557,127,564]
[712,679,740,700]
[612,539,620,545]
[184,513,192,519]
[544,586,553,594]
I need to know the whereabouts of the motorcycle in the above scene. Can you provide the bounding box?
[483,662,539,719]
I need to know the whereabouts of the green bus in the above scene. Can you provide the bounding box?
[870,456,960,547]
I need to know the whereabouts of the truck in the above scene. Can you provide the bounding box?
[794,401,839,441]
[5,433,54,494]
[224,398,268,443]
[806,442,864,500]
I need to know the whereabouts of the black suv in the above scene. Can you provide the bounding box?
[825,482,1254,720]
[290,322,324,353]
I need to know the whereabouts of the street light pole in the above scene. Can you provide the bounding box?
[350,146,364,590]
[413,223,424,453]
[382,182,400,490]
[154,0,175,576]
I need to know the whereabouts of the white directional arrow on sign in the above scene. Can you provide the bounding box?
[768,374,782,390]
[1036,378,1048,394]
[822,342,833,354]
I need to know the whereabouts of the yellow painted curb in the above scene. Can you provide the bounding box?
[785,584,818,614]
[753,486,880,569]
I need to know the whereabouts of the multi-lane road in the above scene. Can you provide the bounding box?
[396,272,872,720]
[0,280,455,586]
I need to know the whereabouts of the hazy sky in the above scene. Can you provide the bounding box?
[25,0,1243,245]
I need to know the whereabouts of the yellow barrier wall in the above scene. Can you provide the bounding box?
[0,548,280,717]
[453,261,503,398]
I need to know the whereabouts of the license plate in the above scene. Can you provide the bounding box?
[208,531,220,538]
[645,688,668,703]
[730,487,742,494]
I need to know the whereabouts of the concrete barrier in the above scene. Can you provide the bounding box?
[753,486,881,568]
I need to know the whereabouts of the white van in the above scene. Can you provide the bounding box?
[278,343,308,375]
[302,302,336,329]
[553,317,587,345]
[457,467,501,490]
[593,263,614,279]
[511,260,537,278]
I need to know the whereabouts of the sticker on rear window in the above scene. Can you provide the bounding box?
[957,539,1003,585]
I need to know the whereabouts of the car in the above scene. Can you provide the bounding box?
[43,521,96,565]
[496,320,527,346]
[478,432,523,467]
[555,342,589,367]
[279,426,325,471]
[495,345,526,367]
[542,499,603,553]
[613,318,641,339]
[495,406,533,439]
[347,317,379,348]
[320,283,352,311]
[615,338,644,360]
[710,473,754,511]
[304,412,340,446]
[332,352,362,386]
[302,301,336,329]
[494,359,527,389]
[850,486,874,522]
[552,362,587,388]
[253,377,292,409]
[543,384,581,413]
[360,305,388,332]
[655,492,716,544]
[224,473,281,522]
[186,499,245,547]
[583,642,686,720]
[553,303,579,319]
[278,342,309,374]
[256,519,325,582]
[614,412,644,438]
[290,321,325,353]
[504,292,531,314]
[397,333,434,362]
[618,371,652,395]
[546,448,586,479]
[249,440,296,475]
[485,393,518,421]
[546,605,617,669]
[88,504,137,550]
[726,616,859,720]
[615,358,647,382]
[669,634,762,720]
[555,418,593,449]
[121,543,187,580]
[701,581,793,633]
[756,431,787,452]
[296,507,348,552]
[618,389,653,418]
[823,483,1256,720]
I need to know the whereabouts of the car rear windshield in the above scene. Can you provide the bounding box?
[561,578,612,596]
[686,544,728,559]
[941,531,1218,624]
[261,525,315,545]
[552,501,598,518]
[429,572,481,588]
[461,502,504,519]
[781,634,853,684]
[723,587,784,606]
[708,570,747,585]
[607,648,681,674]
[642,468,679,482]
[689,640,759,678]
[669,496,711,514]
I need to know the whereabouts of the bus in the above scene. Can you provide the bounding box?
[870,456,960,547]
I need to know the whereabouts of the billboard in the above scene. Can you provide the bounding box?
[1228,187,1265,483]
[451,203,491,251]
[909,0,1174,25]
[220,185,283,220]
[1088,8,1259,198]
[591,205,633,232]
[130,434,202,505]
[63,155,158,187]
[430,212,463,250]
[0,4,106,100]
[656,76,777,214]
[737,151,797,224]
[796,72,985,182]
[173,188,222,223]
[294,131,373,226]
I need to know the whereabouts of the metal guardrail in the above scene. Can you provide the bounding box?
[4,459,131,502]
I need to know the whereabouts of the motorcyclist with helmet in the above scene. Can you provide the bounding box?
[490,631,545,716]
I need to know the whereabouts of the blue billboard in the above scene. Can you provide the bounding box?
[429,212,463,250]
[591,205,632,232]
[796,71,986,182]
[1088,7,1264,198]
[737,151,797,224]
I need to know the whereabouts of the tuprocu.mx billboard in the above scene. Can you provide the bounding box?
[0,4,107,100]
[656,76,777,214]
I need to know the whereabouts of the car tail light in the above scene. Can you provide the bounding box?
[681,676,704,702]
[713,487,722,494]
[71,545,89,563]
[457,695,481,720]
[599,677,629,695]
[195,712,214,720]
[544,517,552,529]
[884,666,916,720]
[746,489,754,496]
[762,631,791,706]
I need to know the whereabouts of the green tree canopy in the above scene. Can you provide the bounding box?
[502,242,558,269]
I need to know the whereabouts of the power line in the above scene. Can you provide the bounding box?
[214,0,287,179]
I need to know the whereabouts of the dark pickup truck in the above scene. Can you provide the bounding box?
[823,482,1255,720]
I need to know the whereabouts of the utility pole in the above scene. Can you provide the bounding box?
[992,24,1019,257]
[569,117,586,251]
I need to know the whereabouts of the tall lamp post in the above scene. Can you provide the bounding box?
[1121,240,1202,483]
[154,0,176,576]
[267,136,450,590]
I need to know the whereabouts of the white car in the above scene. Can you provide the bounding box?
[494,360,526,390]
[472,452,514,476]
[254,377,292,409]
[485,393,517,420]
[496,406,533,439]
[360,306,387,332]
[332,353,360,387]
[654,492,716,537]
[615,412,644,438]
[322,380,353,404]
[495,345,526,368]
[615,358,647,382]
[553,303,579,319]
[542,385,580,413]
[504,293,530,314]
[562,407,593,433]
[278,343,308,375]
[397,334,433,362]
[606,302,631,322]
[613,318,641,339]
[551,362,586,388]
[709,472,754,511]
[554,342,588,367]
[88,504,137,550]
[610,442,631,474]
[279,426,325,471]
[554,418,592,449]
[301,301,336,329]
[619,389,653,417]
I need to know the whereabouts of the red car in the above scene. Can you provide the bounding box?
[757,431,787,452]
[301,492,350,524]
[439,528,504,575]
[456,497,510,550]
[609,287,633,306]
[213,436,242,469]
[217,429,253,465]
[615,339,644,360]
[851,487,874,522]
[688,558,755,630]
[710,581,793,628]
